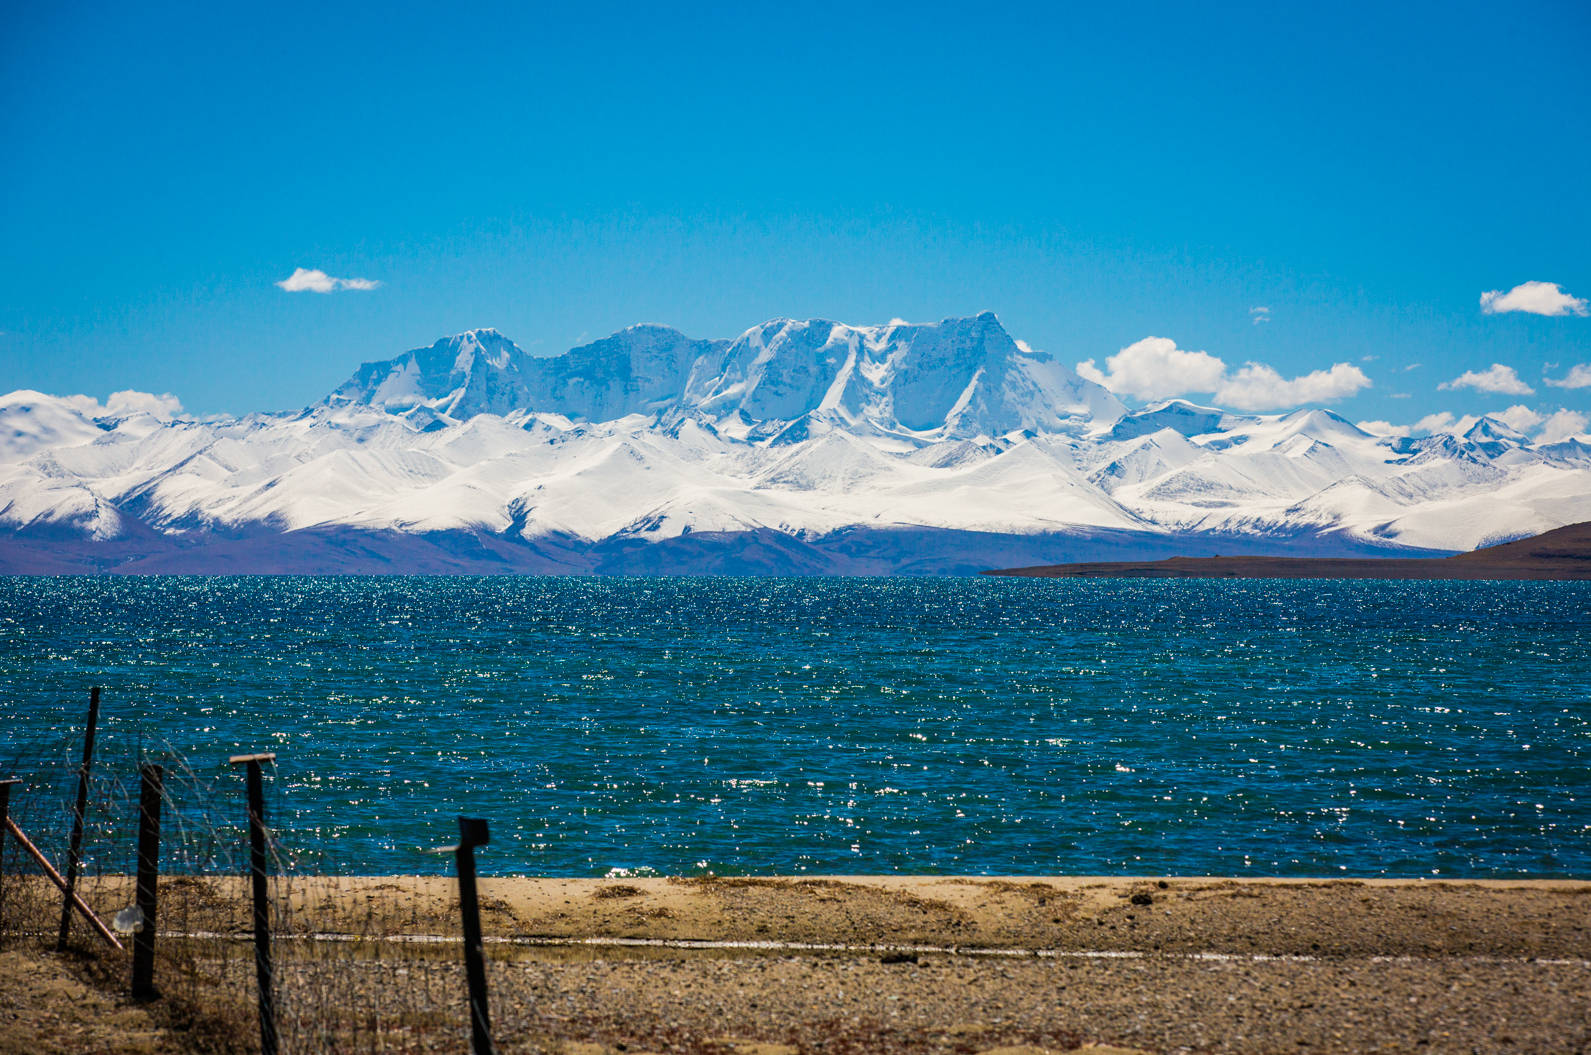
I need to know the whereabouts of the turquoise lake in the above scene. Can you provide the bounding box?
[2,577,1587,877]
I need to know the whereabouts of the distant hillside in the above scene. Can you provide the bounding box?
[985,521,1591,580]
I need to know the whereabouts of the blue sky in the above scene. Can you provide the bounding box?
[2,0,1588,435]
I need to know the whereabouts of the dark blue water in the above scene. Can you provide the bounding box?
[2,577,1587,877]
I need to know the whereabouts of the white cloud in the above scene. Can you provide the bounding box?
[1479,281,1588,317]
[1249,306,1271,325]
[64,390,184,419]
[1544,363,1591,389]
[1438,363,1534,395]
[1492,404,1545,432]
[1414,411,1457,434]
[1537,408,1590,443]
[1358,410,1466,439]
[1078,336,1370,410]
[1403,363,1422,372]
[276,267,381,293]
[1213,361,1371,411]
[1078,337,1227,401]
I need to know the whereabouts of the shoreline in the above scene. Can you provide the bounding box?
[46,873,1591,957]
[984,519,1591,579]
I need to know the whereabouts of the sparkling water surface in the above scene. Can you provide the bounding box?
[2,577,1587,878]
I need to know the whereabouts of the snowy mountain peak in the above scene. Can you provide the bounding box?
[1277,408,1372,441]
[448,327,512,363]
[330,328,536,419]
[1107,399,1236,441]
[1463,416,1529,447]
[0,390,107,460]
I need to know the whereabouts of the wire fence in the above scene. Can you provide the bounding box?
[0,692,515,1054]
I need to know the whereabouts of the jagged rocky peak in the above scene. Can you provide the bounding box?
[687,317,858,424]
[330,327,537,419]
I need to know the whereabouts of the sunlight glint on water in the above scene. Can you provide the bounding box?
[2,576,1587,877]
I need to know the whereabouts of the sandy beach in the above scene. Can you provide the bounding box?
[4,874,1587,1054]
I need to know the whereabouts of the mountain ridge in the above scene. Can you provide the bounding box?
[4,314,1589,574]
[328,313,1123,442]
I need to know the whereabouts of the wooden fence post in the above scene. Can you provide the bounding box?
[230,753,278,1055]
[131,764,163,1001]
[455,817,494,1055]
[0,778,18,933]
[57,685,102,951]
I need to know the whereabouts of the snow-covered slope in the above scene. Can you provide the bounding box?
[5,315,1590,573]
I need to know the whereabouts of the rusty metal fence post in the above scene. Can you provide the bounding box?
[131,764,163,1001]
[230,752,278,1055]
[57,685,102,951]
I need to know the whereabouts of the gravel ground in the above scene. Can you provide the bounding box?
[479,950,1589,1055]
[3,876,1587,1054]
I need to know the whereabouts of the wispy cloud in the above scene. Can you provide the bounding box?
[1544,363,1591,389]
[1077,336,1370,410]
[1438,363,1534,395]
[1479,281,1588,317]
[1249,306,1271,325]
[276,267,381,293]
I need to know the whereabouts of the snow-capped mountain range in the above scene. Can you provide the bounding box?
[5,314,1590,574]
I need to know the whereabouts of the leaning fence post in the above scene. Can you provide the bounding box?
[454,817,494,1055]
[0,778,18,933]
[57,685,102,951]
[230,752,278,1055]
[131,764,163,1001]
